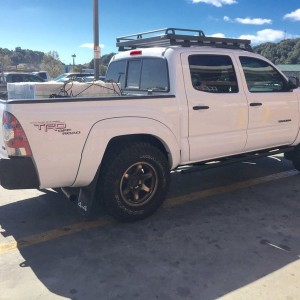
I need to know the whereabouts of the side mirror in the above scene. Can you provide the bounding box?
[287,76,300,89]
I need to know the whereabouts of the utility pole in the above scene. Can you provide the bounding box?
[93,0,100,80]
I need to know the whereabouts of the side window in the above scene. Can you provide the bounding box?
[23,75,30,82]
[38,73,47,80]
[239,56,287,92]
[11,75,22,82]
[188,55,238,93]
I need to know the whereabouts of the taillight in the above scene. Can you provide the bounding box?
[2,111,32,157]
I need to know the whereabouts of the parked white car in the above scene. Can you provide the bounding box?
[0,72,45,99]
[53,72,94,82]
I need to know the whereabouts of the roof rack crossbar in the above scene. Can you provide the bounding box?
[117,28,205,41]
[116,28,252,52]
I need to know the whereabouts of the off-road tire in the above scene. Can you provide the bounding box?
[99,142,170,222]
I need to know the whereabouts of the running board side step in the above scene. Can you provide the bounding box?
[178,146,294,175]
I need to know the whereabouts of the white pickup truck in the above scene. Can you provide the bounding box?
[0,28,299,222]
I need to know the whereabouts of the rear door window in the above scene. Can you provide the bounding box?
[188,54,238,93]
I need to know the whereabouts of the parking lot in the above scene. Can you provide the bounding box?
[1,155,300,300]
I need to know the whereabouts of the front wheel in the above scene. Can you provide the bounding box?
[99,142,170,222]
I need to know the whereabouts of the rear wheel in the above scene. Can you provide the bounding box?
[99,142,170,222]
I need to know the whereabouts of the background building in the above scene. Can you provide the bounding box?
[277,65,300,79]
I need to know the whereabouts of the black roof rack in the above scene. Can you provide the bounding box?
[116,28,252,52]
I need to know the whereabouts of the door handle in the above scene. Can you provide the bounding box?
[250,102,262,107]
[193,105,209,110]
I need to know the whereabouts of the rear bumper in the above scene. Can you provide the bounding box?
[0,156,40,189]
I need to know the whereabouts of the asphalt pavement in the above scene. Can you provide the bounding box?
[0,155,299,300]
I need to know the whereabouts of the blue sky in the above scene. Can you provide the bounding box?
[1,0,300,65]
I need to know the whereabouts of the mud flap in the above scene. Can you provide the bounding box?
[76,172,102,219]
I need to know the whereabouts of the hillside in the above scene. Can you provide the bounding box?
[0,47,115,77]
[1,39,299,77]
[0,47,45,69]
[253,38,300,64]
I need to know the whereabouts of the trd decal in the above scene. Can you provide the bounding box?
[31,121,81,135]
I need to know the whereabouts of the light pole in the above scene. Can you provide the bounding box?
[93,0,100,80]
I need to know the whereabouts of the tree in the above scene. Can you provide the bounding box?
[286,39,300,64]
[11,52,22,67]
[40,51,63,77]
[48,51,60,61]
[254,38,300,64]
[71,65,86,73]
[100,65,107,76]
[88,53,115,69]
[0,54,12,71]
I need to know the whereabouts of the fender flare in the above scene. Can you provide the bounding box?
[72,117,181,187]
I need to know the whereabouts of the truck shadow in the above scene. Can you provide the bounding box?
[1,157,300,300]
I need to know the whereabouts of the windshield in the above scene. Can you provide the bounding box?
[53,73,68,81]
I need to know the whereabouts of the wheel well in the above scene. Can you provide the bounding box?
[103,134,172,166]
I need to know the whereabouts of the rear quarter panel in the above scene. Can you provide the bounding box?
[4,96,180,188]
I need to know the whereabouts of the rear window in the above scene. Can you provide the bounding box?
[106,57,169,92]
[106,60,126,87]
